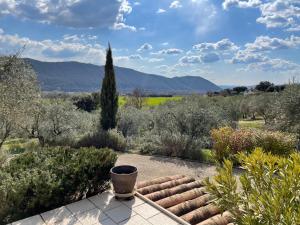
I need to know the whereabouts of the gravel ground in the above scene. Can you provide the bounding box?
[116,153,218,182]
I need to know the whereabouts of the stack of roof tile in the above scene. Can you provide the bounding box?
[136,175,234,225]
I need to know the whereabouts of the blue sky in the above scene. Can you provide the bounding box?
[0,0,300,85]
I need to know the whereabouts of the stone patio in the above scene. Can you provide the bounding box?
[10,191,180,225]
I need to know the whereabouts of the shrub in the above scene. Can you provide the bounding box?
[117,107,154,137]
[0,146,117,224]
[211,127,296,162]
[210,127,235,162]
[205,148,300,225]
[256,131,296,156]
[76,129,127,152]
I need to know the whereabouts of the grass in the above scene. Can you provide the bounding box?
[119,96,182,107]
[2,138,39,154]
[238,119,265,129]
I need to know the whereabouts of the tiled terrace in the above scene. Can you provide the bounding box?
[9,191,180,225]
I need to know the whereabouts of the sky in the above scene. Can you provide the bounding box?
[0,0,300,85]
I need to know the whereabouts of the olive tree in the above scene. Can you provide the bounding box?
[0,55,39,149]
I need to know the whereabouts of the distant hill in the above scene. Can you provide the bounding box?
[26,58,221,94]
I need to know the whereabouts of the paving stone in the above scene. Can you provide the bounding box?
[12,215,45,225]
[98,218,117,225]
[119,214,152,225]
[88,192,122,211]
[148,213,179,225]
[50,216,82,225]
[41,206,72,224]
[75,208,108,224]
[66,199,95,215]
[133,203,160,219]
[122,197,145,208]
[105,204,136,223]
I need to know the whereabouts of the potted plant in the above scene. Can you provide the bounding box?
[110,165,138,199]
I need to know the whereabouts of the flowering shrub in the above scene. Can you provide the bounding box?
[211,127,296,162]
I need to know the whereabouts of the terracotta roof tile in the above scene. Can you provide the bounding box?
[136,175,233,225]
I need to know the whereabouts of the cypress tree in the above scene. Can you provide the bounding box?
[100,44,118,130]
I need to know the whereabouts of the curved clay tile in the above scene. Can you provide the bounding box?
[136,175,185,189]
[167,194,213,216]
[145,180,204,201]
[137,176,195,195]
[156,187,206,208]
[181,204,220,224]
[196,211,233,225]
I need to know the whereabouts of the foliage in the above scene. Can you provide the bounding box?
[211,127,296,162]
[205,148,300,225]
[125,88,146,109]
[117,107,153,137]
[0,147,117,224]
[255,81,274,92]
[76,129,127,152]
[276,84,300,141]
[0,55,40,148]
[100,45,118,130]
[73,92,100,112]
[20,100,92,146]
[256,130,296,156]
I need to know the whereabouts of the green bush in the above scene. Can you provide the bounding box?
[211,127,296,162]
[76,129,127,152]
[0,147,117,224]
[256,131,296,156]
[205,148,300,225]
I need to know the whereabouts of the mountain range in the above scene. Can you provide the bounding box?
[26,58,221,94]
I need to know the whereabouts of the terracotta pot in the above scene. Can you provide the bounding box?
[110,165,138,197]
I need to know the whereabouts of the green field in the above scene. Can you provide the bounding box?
[119,96,182,107]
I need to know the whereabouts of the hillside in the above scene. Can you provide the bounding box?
[26,58,221,94]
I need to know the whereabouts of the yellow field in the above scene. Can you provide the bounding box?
[119,96,182,107]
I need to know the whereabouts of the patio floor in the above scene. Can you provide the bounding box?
[10,191,180,225]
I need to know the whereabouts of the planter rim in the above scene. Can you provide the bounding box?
[110,165,138,176]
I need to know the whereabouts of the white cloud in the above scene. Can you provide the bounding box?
[148,58,164,63]
[231,50,267,64]
[157,8,166,14]
[223,0,261,10]
[222,0,300,32]
[245,35,300,52]
[151,48,183,55]
[129,54,143,60]
[179,55,201,64]
[62,34,98,42]
[0,30,106,64]
[246,58,300,72]
[112,23,137,32]
[193,38,238,52]
[134,2,141,6]
[170,1,182,9]
[200,52,220,63]
[179,53,220,64]
[137,43,153,52]
[0,0,136,31]
[161,42,169,46]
